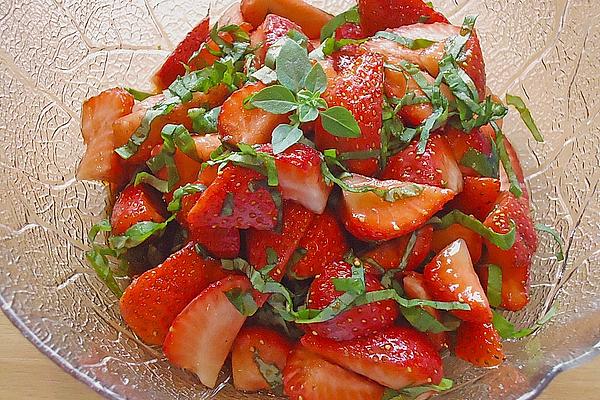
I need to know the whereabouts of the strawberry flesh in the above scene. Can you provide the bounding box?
[455,322,505,367]
[447,176,501,221]
[110,184,167,236]
[432,223,483,264]
[358,0,448,36]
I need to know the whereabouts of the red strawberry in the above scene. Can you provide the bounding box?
[252,14,312,64]
[231,326,293,392]
[454,322,505,367]
[340,174,455,241]
[110,184,167,236]
[335,23,366,40]
[483,192,537,311]
[187,165,279,231]
[423,239,493,323]
[289,211,349,279]
[163,275,255,388]
[432,223,483,264]
[447,176,501,221]
[246,201,315,282]
[403,272,448,350]
[315,52,384,176]
[304,261,399,341]
[361,225,433,273]
[259,143,332,214]
[382,134,463,193]
[218,82,290,146]
[358,0,448,36]
[151,17,210,91]
[78,88,135,185]
[283,347,385,400]
[302,326,444,389]
[444,126,494,177]
[120,243,228,345]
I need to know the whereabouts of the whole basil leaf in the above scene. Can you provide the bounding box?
[320,106,361,138]
[276,39,312,93]
[249,85,298,114]
[303,62,328,94]
[298,103,320,123]
[272,123,304,154]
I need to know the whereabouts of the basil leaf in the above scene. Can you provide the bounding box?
[125,87,155,101]
[434,210,516,250]
[85,247,123,298]
[493,122,523,198]
[486,264,503,308]
[320,106,361,138]
[276,39,312,93]
[272,123,304,154]
[109,216,174,250]
[353,289,470,312]
[383,378,453,400]
[87,219,112,243]
[220,192,235,217]
[460,146,500,178]
[303,62,328,94]
[167,183,207,212]
[374,31,436,50]
[381,232,418,288]
[298,104,320,123]
[188,107,220,134]
[321,37,369,56]
[401,306,456,334]
[254,353,284,395]
[225,288,259,316]
[535,223,565,261]
[251,66,278,85]
[493,306,557,339]
[320,6,360,41]
[134,172,170,193]
[506,94,544,142]
[248,85,299,114]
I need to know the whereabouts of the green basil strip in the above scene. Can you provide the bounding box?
[486,264,503,308]
[319,6,360,41]
[401,306,456,334]
[337,150,381,161]
[85,247,123,298]
[87,219,112,243]
[493,305,558,340]
[225,288,259,316]
[188,106,220,134]
[134,172,170,193]
[108,215,175,250]
[353,289,470,311]
[506,94,544,142]
[383,378,453,400]
[460,146,500,178]
[435,210,516,250]
[492,122,523,198]
[125,87,155,101]
[254,353,284,395]
[380,231,418,288]
[535,223,565,261]
[374,31,436,50]
[167,183,207,212]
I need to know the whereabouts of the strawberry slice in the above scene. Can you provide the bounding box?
[315,52,384,176]
[231,326,293,392]
[432,223,483,264]
[305,261,399,341]
[289,210,349,279]
[163,275,256,388]
[454,322,505,367]
[302,326,444,389]
[447,176,501,221]
[187,165,279,231]
[423,239,493,323]
[246,201,315,282]
[444,126,494,177]
[483,192,537,311]
[252,14,311,64]
[335,23,366,40]
[361,225,433,273]
[283,347,385,400]
[259,143,332,214]
[218,82,290,146]
[151,17,210,91]
[340,174,455,242]
[120,243,228,345]
[78,88,135,185]
[358,0,448,36]
[382,134,463,193]
[110,184,167,236]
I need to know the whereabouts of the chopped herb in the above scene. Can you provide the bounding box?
[109,215,175,250]
[486,264,503,308]
[506,94,544,142]
[383,378,453,400]
[319,6,360,41]
[225,288,259,316]
[254,352,284,394]
[134,172,170,193]
[188,106,220,134]
[492,122,524,198]
[125,87,155,101]
[167,183,207,212]
[535,223,565,261]
[460,144,500,178]
[493,306,558,339]
[220,192,235,217]
[381,232,418,288]
[374,31,436,50]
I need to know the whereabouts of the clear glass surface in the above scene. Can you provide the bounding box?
[0,0,598,399]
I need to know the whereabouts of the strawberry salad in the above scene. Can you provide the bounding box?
[79,0,562,398]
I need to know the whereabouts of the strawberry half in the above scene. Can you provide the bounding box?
[432,223,483,264]
[340,174,455,241]
[120,243,227,345]
[382,134,463,193]
[231,326,293,392]
[252,14,311,64]
[246,201,315,282]
[315,52,384,176]
[110,184,167,236]
[423,239,493,323]
[163,275,255,388]
[302,326,444,389]
[447,176,501,221]
[187,165,279,231]
[483,192,537,311]
[358,0,448,36]
[305,261,399,341]
[289,210,349,279]
[454,322,505,367]
[283,347,385,400]
[444,126,494,177]
[335,23,366,40]
[218,82,289,146]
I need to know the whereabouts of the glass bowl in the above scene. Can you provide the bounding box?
[0,0,598,399]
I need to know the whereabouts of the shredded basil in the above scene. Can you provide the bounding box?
[506,94,544,142]
[493,306,558,339]
[486,264,503,308]
[225,287,259,316]
[434,210,516,250]
[535,223,565,261]
[383,378,453,400]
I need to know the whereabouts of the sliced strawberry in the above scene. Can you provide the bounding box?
[423,239,492,323]
[315,52,384,176]
[340,174,455,241]
[305,261,399,341]
[302,326,443,389]
[454,322,505,367]
[110,184,167,236]
[218,82,289,146]
[361,225,433,273]
[335,23,366,40]
[447,176,501,221]
[289,211,349,279]
[432,223,483,264]
[483,192,537,311]
[358,0,448,36]
[78,88,135,185]
[163,275,255,388]
[246,201,315,282]
[187,165,279,231]
[403,272,448,350]
[120,243,227,345]
[252,14,311,64]
[382,134,463,193]
[231,326,293,392]
[444,126,494,177]
[151,17,210,91]
[259,143,332,214]
[283,347,385,400]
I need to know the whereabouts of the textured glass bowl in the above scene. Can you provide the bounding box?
[0,0,599,399]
